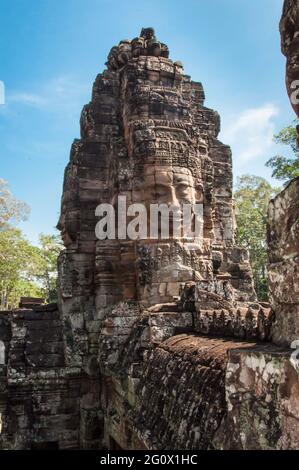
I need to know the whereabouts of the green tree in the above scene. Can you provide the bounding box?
[0,181,36,308]
[0,179,63,308]
[234,175,280,301]
[35,233,63,302]
[0,179,30,230]
[0,228,43,309]
[266,119,299,183]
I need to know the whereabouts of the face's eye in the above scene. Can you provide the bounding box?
[151,184,169,198]
[176,184,190,198]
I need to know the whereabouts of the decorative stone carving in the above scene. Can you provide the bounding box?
[268,0,299,345]
[280,0,299,127]
[268,177,299,346]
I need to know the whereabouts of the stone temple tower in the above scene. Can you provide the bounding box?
[57,27,257,368]
[53,28,271,449]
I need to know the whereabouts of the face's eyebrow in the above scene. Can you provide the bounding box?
[148,182,170,189]
[174,176,190,184]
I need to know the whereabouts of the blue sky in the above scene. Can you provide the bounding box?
[0,0,296,244]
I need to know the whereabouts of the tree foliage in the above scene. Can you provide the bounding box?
[0,179,30,230]
[234,175,279,301]
[35,233,63,303]
[0,228,42,309]
[266,120,299,183]
[0,179,63,309]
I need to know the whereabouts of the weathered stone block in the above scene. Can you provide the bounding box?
[268,178,299,346]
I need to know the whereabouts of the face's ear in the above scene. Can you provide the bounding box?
[194,182,204,203]
[138,173,156,202]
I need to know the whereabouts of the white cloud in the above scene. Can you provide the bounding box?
[46,76,89,100]
[7,75,90,114]
[6,139,66,161]
[221,104,279,165]
[9,92,47,107]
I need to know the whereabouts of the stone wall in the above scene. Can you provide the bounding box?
[96,298,296,450]
[268,177,299,346]
[267,0,299,347]
[280,0,299,124]
[0,305,82,449]
[216,343,299,449]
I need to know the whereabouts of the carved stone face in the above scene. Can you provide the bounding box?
[143,166,197,204]
[140,27,155,40]
[131,163,207,304]
[147,40,161,57]
[131,37,145,57]
[57,211,78,247]
[280,3,299,120]
[136,165,202,240]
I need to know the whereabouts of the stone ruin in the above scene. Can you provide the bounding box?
[280,0,299,136]
[0,7,299,449]
[269,0,299,346]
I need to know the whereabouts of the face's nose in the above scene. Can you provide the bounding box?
[167,187,183,221]
[168,187,180,207]
[56,213,63,231]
